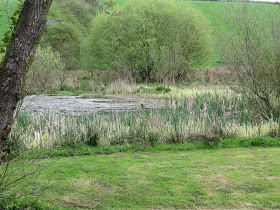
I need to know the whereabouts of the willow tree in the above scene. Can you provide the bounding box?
[0,0,53,155]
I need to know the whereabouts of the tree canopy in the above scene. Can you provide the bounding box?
[82,0,212,82]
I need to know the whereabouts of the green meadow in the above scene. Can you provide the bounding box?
[6,147,280,209]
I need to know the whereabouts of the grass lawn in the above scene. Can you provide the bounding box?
[12,147,280,209]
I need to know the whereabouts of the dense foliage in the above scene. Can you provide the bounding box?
[25,45,65,93]
[41,22,81,69]
[82,0,212,82]
[40,0,96,69]
[0,0,96,69]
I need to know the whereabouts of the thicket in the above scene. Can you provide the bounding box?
[82,0,212,82]
[25,46,65,93]
[219,3,280,120]
[41,22,81,70]
[40,0,96,70]
[0,0,96,70]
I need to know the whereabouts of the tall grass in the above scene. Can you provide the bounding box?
[10,93,279,149]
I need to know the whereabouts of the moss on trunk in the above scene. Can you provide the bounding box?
[0,0,53,155]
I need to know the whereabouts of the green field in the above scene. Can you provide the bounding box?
[1,0,277,67]
[7,147,280,209]
[110,0,278,67]
[0,0,19,40]
[0,0,274,67]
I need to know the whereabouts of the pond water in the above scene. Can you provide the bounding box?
[21,95,164,114]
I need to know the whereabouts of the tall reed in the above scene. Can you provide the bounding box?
[10,93,279,149]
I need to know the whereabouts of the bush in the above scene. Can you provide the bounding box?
[25,45,65,93]
[42,22,81,70]
[219,3,280,119]
[52,0,96,30]
[82,0,212,82]
[42,0,96,70]
[155,86,171,93]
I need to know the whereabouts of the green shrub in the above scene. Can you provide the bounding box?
[155,86,171,92]
[52,0,96,31]
[82,0,212,82]
[41,0,96,70]
[59,84,69,91]
[25,46,66,93]
[41,22,81,70]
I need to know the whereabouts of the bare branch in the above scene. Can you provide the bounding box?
[94,0,119,16]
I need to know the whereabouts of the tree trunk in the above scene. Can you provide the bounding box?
[0,0,53,154]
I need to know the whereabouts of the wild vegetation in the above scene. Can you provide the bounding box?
[1,0,280,209]
[25,45,66,93]
[10,93,279,150]
[82,0,212,82]
[219,3,280,119]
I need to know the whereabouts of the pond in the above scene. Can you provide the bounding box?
[21,95,164,114]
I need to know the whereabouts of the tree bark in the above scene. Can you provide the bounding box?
[0,0,53,154]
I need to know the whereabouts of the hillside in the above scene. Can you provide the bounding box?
[0,0,19,41]
[0,1,278,67]
[0,0,96,69]
[0,0,95,40]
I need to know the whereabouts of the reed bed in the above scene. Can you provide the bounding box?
[10,93,279,149]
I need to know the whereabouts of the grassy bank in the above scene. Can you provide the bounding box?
[19,137,280,159]
[5,147,280,209]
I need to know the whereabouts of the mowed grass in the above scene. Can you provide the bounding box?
[188,1,278,67]
[189,1,277,37]
[9,147,280,209]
